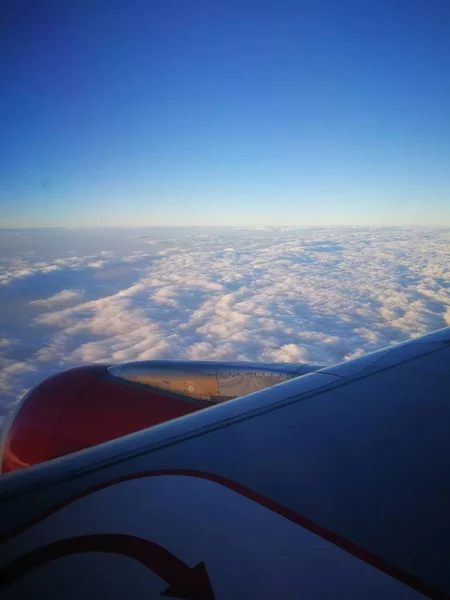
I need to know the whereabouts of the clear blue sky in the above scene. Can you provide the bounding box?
[1,0,449,227]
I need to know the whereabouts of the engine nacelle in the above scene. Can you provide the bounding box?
[1,360,324,474]
[107,360,323,401]
[0,365,202,475]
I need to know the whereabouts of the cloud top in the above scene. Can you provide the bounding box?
[0,226,449,433]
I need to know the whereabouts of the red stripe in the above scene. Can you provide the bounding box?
[1,469,447,599]
[0,533,215,599]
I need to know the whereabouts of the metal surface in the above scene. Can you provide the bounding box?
[2,328,450,597]
[1,360,325,474]
[0,366,202,474]
[107,360,325,402]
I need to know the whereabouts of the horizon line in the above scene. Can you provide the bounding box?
[1,224,450,231]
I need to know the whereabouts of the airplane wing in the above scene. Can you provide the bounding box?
[0,327,449,599]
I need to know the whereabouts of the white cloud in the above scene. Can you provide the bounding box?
[152,286,179,307]
[87,261,106,269]
[30,289,84,307]
[0,226,449,434]
[270,343,311,362]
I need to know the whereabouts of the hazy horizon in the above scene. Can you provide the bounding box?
[2,224,450,231]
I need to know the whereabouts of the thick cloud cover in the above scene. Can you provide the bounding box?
[1,226,449,432]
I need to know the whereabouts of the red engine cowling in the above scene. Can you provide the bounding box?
[1,365,202,474]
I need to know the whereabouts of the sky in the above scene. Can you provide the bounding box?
[1,0,450,226]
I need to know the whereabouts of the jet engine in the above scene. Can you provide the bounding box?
[1,360,324,474]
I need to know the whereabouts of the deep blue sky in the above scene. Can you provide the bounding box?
[1,0,449,227]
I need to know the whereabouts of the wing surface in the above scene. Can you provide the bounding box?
[1,327,449,598]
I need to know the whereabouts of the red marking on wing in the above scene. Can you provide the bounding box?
[0,534,215,599]
[1,470,446,598]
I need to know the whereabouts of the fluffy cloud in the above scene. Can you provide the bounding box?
[30,289,84,307]
[0,226,449,432]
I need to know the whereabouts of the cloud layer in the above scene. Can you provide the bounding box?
[1,226,449,433]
